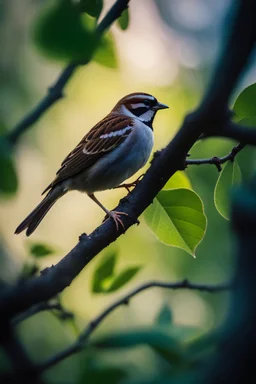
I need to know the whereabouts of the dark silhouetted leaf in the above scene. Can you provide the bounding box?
[29,243,55,258]
[79,366,127,384]
[0,137,18,196]
[91,328,184,364]
[92,252,117,293]
[106,267,141,292]
[117,8,129,30]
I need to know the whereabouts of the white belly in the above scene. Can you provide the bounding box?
[76,121,154,193]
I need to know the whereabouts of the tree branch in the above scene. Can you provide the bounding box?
[209,121,256,145]
[6,0,130,146]
[207,176,256,383]
[36,279,231,372]
[186,143,245,171]
[0,0,255,322]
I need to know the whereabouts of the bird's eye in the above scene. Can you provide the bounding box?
[144,99,151,106]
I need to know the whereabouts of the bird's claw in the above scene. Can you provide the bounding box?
[107,211,129,231]
[103,211,139,231]
[114,174,145,193]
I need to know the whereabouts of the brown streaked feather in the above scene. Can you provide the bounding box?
[42,115,134,194]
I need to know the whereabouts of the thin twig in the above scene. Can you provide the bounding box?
[36,279,231,372]
[12,301,73,326]
[7,0,130,146]
[186,143,245,171]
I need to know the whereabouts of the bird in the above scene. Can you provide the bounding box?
[15,92,168,236]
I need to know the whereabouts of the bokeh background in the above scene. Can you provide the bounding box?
[0,0,255,382]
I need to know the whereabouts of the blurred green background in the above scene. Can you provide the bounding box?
[0,0,255,382]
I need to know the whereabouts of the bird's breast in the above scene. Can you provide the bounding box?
[73,122,154,193]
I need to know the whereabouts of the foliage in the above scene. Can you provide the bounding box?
[155,304,173,326]
[32,0,97,62]
[0,137,18,196]
[212,82,256,218]
[32,0,117,68]
[93,34,118,68]
[75,0,104,19]
[92,251,141,293]
[79,365,127,384]
[117,8,129,30]
[233,82,256,121]
[144,188,207,257]
[214,160,242,219]
[28,242,55,258]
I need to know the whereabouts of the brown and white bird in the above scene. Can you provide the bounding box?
[15,92,168,236]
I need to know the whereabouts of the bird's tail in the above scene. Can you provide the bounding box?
[15,187,66,236]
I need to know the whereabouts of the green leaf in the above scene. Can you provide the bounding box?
[92,252,116,293]
[93,33,117,68]
[167,325,202,345]
[0,120,8,135]
[79,366,127,384]
[144,189,207,257]
[163,171,192,190]
[32,0,97,62]
[233,83,256,119]
[234,118,256,182]
[91,328,184,364]
[238,116,256,128]
[117,8,129,30]
[29,243,55,258]
[155,304,172,326]
[214,160,242,220]
[75,0,103,18]
[106,267,141,292]
[0,137,18,196]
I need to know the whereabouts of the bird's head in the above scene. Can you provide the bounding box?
[112,92,168,128]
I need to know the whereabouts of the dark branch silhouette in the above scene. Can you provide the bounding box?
[0,0,255,324]
[186,143,245,171]
[7,0,130,146]
[37,279,231,372]
[207,177,256,383]
[209,121,256,145]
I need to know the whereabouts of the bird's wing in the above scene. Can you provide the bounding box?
[42,115,134,194]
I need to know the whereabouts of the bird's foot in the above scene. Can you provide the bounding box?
[103,210,140,231]
[107,211,129,231]
[114,174,145,193]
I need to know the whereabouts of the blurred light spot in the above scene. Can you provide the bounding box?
[172,291,213,327]
[114,0,179,86]
[170,0,214,30]
[177,38,201,68]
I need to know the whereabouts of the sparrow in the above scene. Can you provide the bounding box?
[15,92,168,236]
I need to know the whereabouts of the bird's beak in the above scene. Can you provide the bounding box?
[153,102,169,111]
